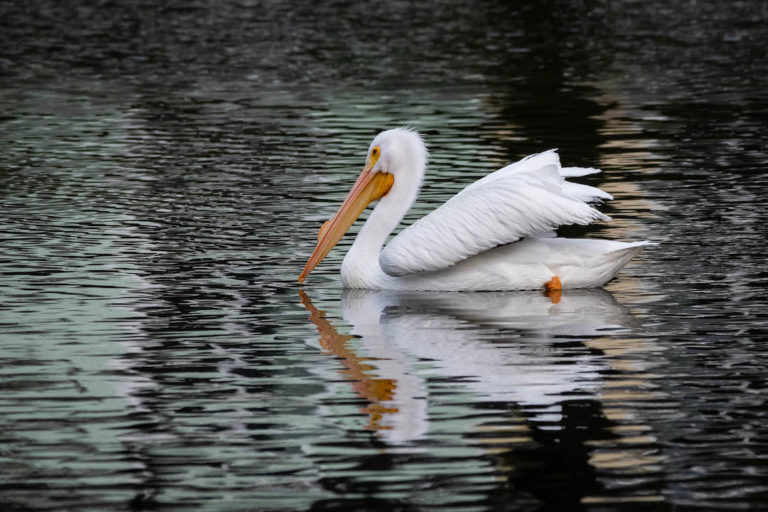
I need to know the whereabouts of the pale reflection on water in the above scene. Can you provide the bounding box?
[301,287,662,486]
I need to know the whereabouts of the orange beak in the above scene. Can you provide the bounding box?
[298,160,394,283]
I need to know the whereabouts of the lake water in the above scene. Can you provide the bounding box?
[1,1,767,510]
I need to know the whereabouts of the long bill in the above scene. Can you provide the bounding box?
[298,167,394,283]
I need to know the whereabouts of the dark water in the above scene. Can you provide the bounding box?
[2,1,768,510]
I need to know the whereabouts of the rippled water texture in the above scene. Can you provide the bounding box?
[2,1,768,510]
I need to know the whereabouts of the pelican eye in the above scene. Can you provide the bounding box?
[371,146,380,158]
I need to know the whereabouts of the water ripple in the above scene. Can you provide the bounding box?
[2,0,768,510]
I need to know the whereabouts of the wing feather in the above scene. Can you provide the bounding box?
[379,150,611,277]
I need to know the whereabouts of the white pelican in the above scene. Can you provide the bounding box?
[299,128,651,291]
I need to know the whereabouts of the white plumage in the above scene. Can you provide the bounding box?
[380,150,611,276]
[299,128,652,291]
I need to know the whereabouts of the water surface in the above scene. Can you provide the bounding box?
[1,1,767,510]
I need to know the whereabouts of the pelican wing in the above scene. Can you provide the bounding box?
[379,150,612,277]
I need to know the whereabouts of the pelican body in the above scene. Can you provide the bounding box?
[299,128,651,291]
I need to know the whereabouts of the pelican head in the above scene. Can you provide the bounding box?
[367,127,428,182]
[299,128,428,283]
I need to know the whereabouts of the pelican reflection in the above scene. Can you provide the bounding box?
[301,288,637,443]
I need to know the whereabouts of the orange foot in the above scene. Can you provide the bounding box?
[543,275,562,304]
